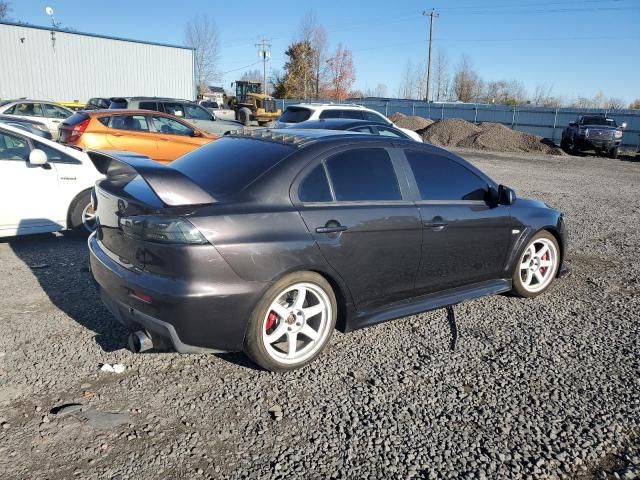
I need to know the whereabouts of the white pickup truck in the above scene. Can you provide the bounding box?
[199,100,236,122]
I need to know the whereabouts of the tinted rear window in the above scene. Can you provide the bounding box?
[109,100,128,109]
[319,109,365,120]
[171,137,294,197]
[280,107,311,123]
[62,112,89,126]
[326,148,401,201]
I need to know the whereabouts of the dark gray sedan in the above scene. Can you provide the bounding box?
[88,130,567,371]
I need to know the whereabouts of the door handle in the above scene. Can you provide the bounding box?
[111,133,123,137]
[316,225,348,234]
[423,221,448,231]
[51,120,61,123]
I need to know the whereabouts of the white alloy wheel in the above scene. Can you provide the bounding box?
[518,237,558,294]
[261,282,332,365]
[82,203,97,232]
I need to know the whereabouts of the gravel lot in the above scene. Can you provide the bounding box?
[0,150,638,480]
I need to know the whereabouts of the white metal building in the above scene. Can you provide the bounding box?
[0,21,195,103]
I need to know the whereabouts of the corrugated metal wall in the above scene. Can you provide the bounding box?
[0,23,195,102]
[277,98,640,150]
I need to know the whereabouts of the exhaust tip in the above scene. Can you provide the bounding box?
[128,330,153,353]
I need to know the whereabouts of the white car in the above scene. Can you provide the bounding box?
[275,103,423,142]
[0,123,101,238]
[0,100,74,140]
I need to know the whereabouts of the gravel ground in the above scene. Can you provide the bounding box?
[1,150,639,480]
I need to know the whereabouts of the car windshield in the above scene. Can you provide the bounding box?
[170,137,295,197]
[279,107,312,123]
[581,116,616,126]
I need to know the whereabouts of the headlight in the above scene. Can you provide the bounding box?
[584,129,589,138]
[614,130,623,139]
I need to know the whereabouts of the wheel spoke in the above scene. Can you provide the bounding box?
[539,260,553,268]
[266,323,287,343]
[533,270,544,284]
[300,323,319,341]
[293,287,306,310]
[537,244,549,258]
[286,331,298,357]
[522,268,532,286]
[271,303,290,320]
[302,304,323,319]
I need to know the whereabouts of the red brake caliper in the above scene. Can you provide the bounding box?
[540,252,548,275]
[265,311,278,332]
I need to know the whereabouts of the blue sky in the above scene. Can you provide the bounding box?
[7,0,640,103]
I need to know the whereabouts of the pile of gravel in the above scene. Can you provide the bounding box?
[422,118,565,156]
[391,114,433,132]
[388,112,405,123]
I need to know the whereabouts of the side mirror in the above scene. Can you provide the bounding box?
[29,149,48,165]
[621,122,627,129]
[190,130,202,138]
[498,185,516,206]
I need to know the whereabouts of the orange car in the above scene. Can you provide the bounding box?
[58,110,216,163]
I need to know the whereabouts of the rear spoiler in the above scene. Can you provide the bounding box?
[87,150,216,207]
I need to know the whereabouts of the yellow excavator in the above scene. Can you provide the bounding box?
[230,80,281,126]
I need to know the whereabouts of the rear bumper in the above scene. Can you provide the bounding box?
[88,233,268,353]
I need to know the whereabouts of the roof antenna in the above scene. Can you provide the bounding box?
[45,6,60,28]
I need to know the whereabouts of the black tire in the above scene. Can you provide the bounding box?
[609,147,619,159]
[511,230,560,298]
[560,136,568,151]
[244,271,337,372]
[68,190,96,233]
[239,107,252,127]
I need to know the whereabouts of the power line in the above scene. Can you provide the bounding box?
[220,60,263,75]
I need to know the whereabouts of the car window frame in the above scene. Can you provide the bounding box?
[150,114,195,136]
[184,103,214,121]
[0,128,33,162]
[33,140,81,165]
[291,143,414,207]
[397,146,496,204]
[107,114,153,133]
[42,103,72,119]
[374,126,409,139]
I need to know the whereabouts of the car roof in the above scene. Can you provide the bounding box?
[113,97,195,103]
[291,119,389,130]
[227,127,373,147]
[2,99,69,105]
[286,103,368,111]
[0,122,88,158]
[81,109,181,116]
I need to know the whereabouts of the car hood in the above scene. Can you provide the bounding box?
[581,125,619,130]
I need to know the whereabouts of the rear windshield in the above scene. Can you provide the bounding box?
[171,137,294,197]
[109,99,128,109]
[279,107,311,123]
[62,112,89,126]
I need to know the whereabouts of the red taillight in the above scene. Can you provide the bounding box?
[66,117,90,142]
[130,290,153,304]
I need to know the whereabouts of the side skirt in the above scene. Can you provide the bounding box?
[347,279,512,331]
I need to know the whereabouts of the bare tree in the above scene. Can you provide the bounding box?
[240,69,262,82]
[299,11,328,99]
[397,61,416,99]
[0,1,10,21]
[432,49,449,102]
[630,99,640,110]
[452,55,479,103]
[591,91,607,109]
[184,15,221,98]
[606,97,624,110]
[532,83,554,106]
[374,83,388,97]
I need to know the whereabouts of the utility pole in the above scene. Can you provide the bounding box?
[256,38,271,94]
[422,9,438,102]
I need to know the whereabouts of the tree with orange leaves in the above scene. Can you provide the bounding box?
[325,43,356,101]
